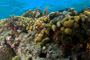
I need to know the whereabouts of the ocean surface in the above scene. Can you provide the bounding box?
[0,0,90,19]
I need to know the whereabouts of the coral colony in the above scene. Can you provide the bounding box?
[0,6,90,60]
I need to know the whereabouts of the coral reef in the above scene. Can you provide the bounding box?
[0,7,90,60]
[22,9,42,18]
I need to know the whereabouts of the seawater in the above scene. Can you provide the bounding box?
[0,0,90,19]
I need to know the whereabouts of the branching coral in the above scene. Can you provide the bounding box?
[70,8,77,16]
[33,16,50,32]
[40,37,50,47]
[35,27,50,44]
[22,9,42,18]
[6,20,26,36]
[43,5,49,15]
[0,18,8,30]
[7,21,15,30]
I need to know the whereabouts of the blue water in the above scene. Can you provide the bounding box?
[0,0,90,19]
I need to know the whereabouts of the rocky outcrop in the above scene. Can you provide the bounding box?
[0,8,90,60]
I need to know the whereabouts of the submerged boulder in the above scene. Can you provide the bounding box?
[0,46,15,60]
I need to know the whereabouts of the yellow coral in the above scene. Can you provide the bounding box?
[38,33,43,37]
[35,37,42,44]
[33,15,50,31]
[60,27,65,31]
[73,22,79,28]
[84,11,90,16]
[44,16,48,21]
[23,24,25,27]
[73,10,77,14]
[87,43,90,51]
[68,16,74,20]
[0,19,6,25]
[57,21,61,27]
[41,23,45,27]
[63,21,68,27]
[74,16,80,22]
[61,15,70,24]
[26,26,29,30]
[40,28,48,37]
[63,20,74,28]
[52,24,57,32]
[43,37,50,41]
[64,28,72,34]
[70,8,77,15]
[49,12,55,15]
[68,20,74,28]
[20,21,23,25]
[28,30,31,33]
[45,28,49,35]
[79,14,87,22]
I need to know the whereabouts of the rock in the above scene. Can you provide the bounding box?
[0,46,15,60]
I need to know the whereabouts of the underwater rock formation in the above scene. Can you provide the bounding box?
[0,46,15,60]
[0,7,90,60]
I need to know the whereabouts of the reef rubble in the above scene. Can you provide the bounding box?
[0,7,90,60]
